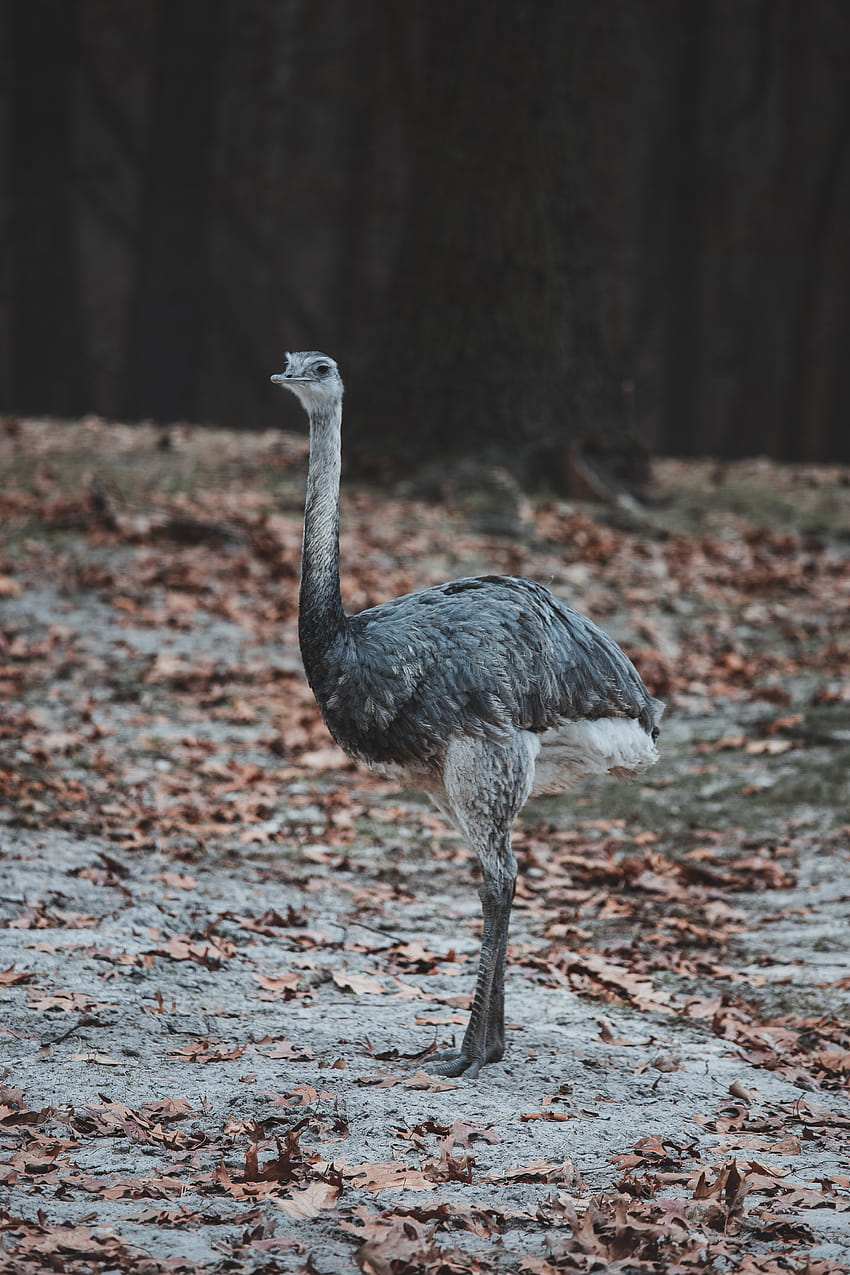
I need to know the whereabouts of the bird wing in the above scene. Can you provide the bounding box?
[312,576,660,769]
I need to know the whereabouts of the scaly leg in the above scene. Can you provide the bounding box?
[425,735,531,1079]
[427,872,515,1077]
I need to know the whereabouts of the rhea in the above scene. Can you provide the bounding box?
[271,352,662,1078]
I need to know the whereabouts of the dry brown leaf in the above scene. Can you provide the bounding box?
[281,1084,336,1107]
[345,1161,437,1193]
[491,1159,576,1184]
[255,1038,315,1060]
[332,970,384,995]
[729,1080,760,1103]
[0,966,35,986]
[274,1180,341,1218]
[14,1226,134,1259]
[250,972,301,997]
[403,1071,458,1092]
[151,871,197,890]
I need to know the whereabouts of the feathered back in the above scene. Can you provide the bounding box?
[309,575,660,768]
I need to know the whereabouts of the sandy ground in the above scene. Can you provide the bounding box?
[1,422,849,1272]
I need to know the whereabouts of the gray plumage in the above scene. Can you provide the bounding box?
[314,576,656,770]
[271,351,662,1078]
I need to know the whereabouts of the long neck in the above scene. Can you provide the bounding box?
[298,396,348,681]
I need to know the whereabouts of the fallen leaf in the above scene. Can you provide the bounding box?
[250,972,301,997]
[332,971,384,995]
[729,1080,761,1103]
[151,871,197,890]
[255,1038,315,1060]
[274,1180,341,1218]
[403,1071,458,1092]
[0,966,35,986]
[345,1161,437,1193]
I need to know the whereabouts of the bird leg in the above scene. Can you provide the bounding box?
[425,735,529,1078]
[426,868,516,1079]
[479,873,515,1062]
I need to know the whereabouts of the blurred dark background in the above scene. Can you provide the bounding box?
[2,0,849,484]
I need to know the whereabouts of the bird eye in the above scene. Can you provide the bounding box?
[313,362,331,377]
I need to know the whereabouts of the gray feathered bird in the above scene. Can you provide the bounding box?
[271,351,663,1078]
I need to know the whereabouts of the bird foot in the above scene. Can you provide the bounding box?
[423,1048,484,1079]
[423,1038,504,1079]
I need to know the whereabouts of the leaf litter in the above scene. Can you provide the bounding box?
[0,421,849,1271]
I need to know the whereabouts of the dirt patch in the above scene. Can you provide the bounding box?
[1,420,849,1273]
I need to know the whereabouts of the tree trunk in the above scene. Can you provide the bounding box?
[346,2,626,488]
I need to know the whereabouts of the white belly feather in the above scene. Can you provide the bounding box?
[361,716,659,804]
[526,716,659,795]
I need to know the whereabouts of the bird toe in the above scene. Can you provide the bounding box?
[423,1049,483,1079]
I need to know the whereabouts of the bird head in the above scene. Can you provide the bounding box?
[270,351,343,411]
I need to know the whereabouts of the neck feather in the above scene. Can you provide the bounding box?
[299,398,347,680]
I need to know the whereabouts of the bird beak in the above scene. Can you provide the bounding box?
[270,372,311,386]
